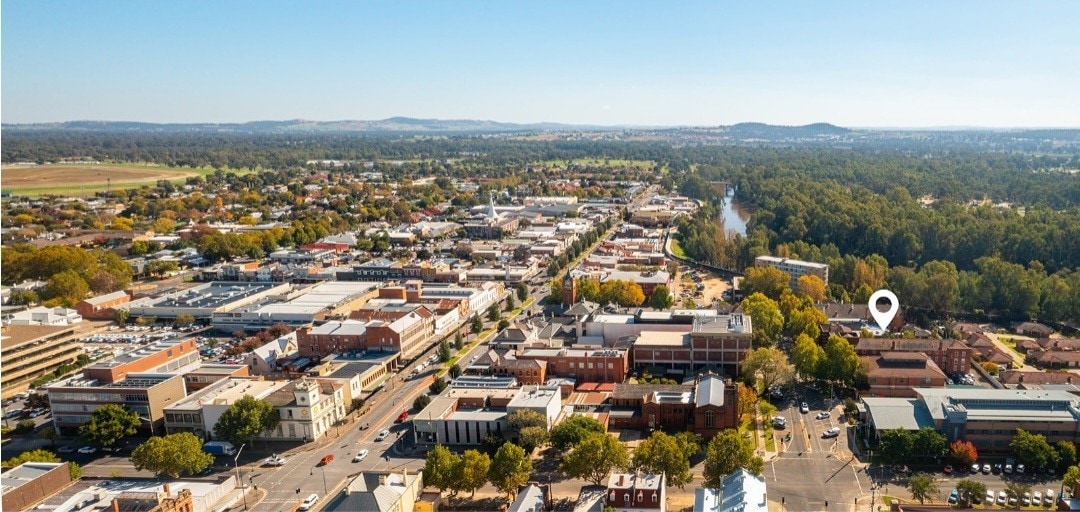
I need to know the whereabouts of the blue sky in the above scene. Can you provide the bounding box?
[3,1,1078,127]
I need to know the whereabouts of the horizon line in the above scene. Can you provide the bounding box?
[3,117,1080,131]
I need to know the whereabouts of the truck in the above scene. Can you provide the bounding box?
[202,441,237,456]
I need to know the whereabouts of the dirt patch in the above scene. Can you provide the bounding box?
[2,164,198,189]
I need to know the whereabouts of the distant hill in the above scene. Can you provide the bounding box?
[726,122,851,138]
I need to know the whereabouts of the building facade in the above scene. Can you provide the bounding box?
[0,325,83,399]
[48,373,187,435]
[754,256,829,286]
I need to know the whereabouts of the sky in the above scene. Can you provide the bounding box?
[2,1,1079,127]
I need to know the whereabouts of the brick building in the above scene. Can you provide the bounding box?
[84,338,200,384]
[632,314,753,378]
[604,472,666,512]
[863,352,948,398]
[608,374,737,439]
[76,290,131,320]
[854,337,971,376]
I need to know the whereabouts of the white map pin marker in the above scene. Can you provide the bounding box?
[868,289,899,332]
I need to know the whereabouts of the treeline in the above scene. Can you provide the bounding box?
[1,245,133,307]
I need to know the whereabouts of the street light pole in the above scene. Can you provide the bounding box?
[233,443,248,511]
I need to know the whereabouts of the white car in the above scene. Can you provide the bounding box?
[352,449,369,462]
[997,491,1006,505]
[800,402,809,413]
[1027,492,1036,506]
[375,429,390,442]
[771,416,787,428]
[299,493,319,511]
[815,411,830,420]
[77,446,97,454]
[264,454,287,466]
[821,427,841,439]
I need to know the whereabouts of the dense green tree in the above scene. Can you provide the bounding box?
[438,340,451,362]
[877,429,914,464]
[907,472,939,504]
[213,395,280,446]
[703,429,764,487]
[818,335,860,388]
[912,427,948,461]
[422,445,460,494]
[451,449,491,497]
[2,449,60,468]
[560,433,629,485]
[648,284,674,309]
[1011,429,1059,470]
[1064,466,1080,490]
[550,415,606,452]
[956,479,987,507]
[79,404,140,448]
[413,395,431,411]
[740,347,795,391]
[791,333,824,379]
[489,443,533,498]
[1058,441,1078,472]
[517,282,529,302]
[740,293,783,347]
[130,433,213,477]
[632,431,693,489]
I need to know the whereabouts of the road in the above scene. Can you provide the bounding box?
[250,305,523,511]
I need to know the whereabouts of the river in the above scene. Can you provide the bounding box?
[718,187,753,235]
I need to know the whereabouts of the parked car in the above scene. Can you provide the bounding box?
[985,490,995,504]
[970,463,980,473]
[992,463,1003,474]
[800,402,809,413]
[1004,463,1013,474]
[982,464,992,474]
[771,416,787,429]
[77,446,97,454]
[997,491,1006,505]
[57,446,76,454]
[1025,492,1034,506]
[299,493,319,511]
[822,427,841,439]
[1017,463,1026,474]
[943,465,953,475]
[815,411,830,420]
[948,489,958,504]
[352,449,369,462]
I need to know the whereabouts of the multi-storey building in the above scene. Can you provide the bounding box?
[863,388,1080,453]
[631,315,753,377]
[854,337,971,375]
[83,338,200,384]
[754,256,829,286]
[516,347,629,383]
[0,325,83,399]
[48,373,186,435]
[164,377,346,443]
[862,352,948,398]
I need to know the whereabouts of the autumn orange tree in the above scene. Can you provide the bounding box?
[948,439,978,466]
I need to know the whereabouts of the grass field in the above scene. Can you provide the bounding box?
[1,163,250,197]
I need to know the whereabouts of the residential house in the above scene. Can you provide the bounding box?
[604,472,666,512]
